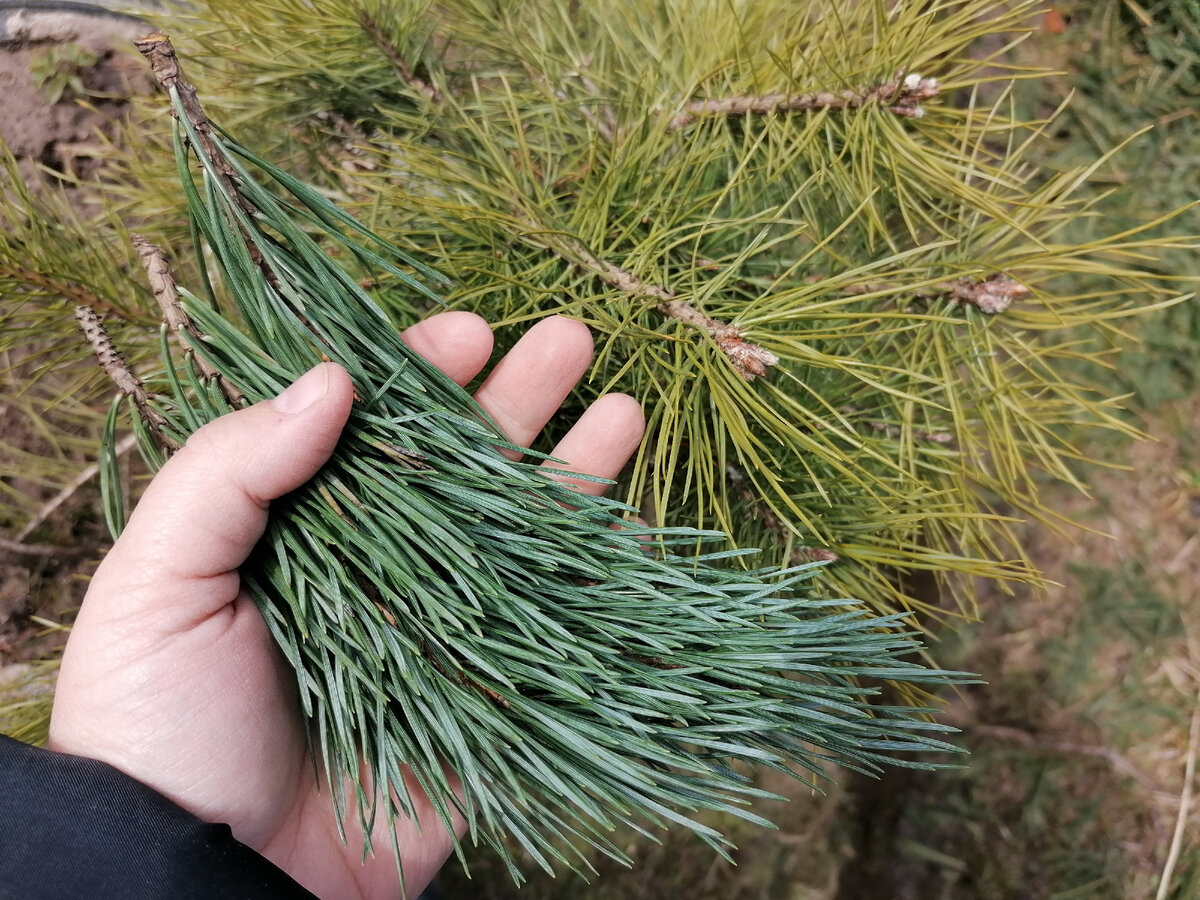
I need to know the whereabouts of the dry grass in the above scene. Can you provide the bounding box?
[834,394,1200,899]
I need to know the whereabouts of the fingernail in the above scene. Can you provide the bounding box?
[272,364,330,414]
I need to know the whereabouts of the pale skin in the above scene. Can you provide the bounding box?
[47,313,645,899]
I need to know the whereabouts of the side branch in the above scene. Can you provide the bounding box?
[669,72,940,131]
[538,232,778,380]
[134,35,277,288]
[0,262,121,316]
[74,306,179,451]
[357,13,441,103]
[847,273,1029,315]
[131,233,244,405]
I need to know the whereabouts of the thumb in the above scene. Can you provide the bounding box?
[94,363,354,623]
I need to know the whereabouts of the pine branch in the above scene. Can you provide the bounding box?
[104,33,965,882]
[133,34,243,203]
[0,262,122,316]
[668,72,941,130]
[357,11,441,103]
[74,305,179,451]
[530,229,779,380]
[132,31,275,283]
[658,298,780,381]
[843,273,1030,314]
[130,233,244,405]
[947,274,1029,314]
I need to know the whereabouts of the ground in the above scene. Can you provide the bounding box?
[0,0,150,732]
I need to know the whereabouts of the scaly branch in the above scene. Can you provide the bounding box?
[131,233,244,406]
[668,72,940,131]
[133,35,244,206]
[657,298,779,380]
[135,31,281,292]
[357,12,441,103]
[532,231,779,380]
[844,273,1029,315]
[74,305,179,451]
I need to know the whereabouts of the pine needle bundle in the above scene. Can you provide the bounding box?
[88,36,962,880]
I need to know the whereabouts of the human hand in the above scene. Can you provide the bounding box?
[48,313,645,899]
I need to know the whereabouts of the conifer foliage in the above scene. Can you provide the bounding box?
[82,35,960,879]
[123,0,1190,621]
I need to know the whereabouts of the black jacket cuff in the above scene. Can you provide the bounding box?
[0,734,316,898]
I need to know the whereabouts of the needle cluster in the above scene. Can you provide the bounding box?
[99,40,963,880]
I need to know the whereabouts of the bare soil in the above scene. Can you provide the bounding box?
[0,6,149,671]
[0,4,151,181]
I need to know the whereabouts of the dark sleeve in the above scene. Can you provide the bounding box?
[0,734,317,899]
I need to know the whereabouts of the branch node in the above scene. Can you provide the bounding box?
[950,274,1029,314]
[658,299,779,380]
[791,546,841,564]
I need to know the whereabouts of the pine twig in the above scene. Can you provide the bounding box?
[554,85,616,143]
[109,33,970,876]
[357,12,441,103]
[130,233,244,405]
[546,63,618,143]
[657,298,780,380]
[531,230,779,380]
[667,71,941,131]
[0,262,121,316]
[74,306,143,401]
[133,35,244,205]
[844,273,1029,315]
[572,69,618,143]
[74,305,179,451]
